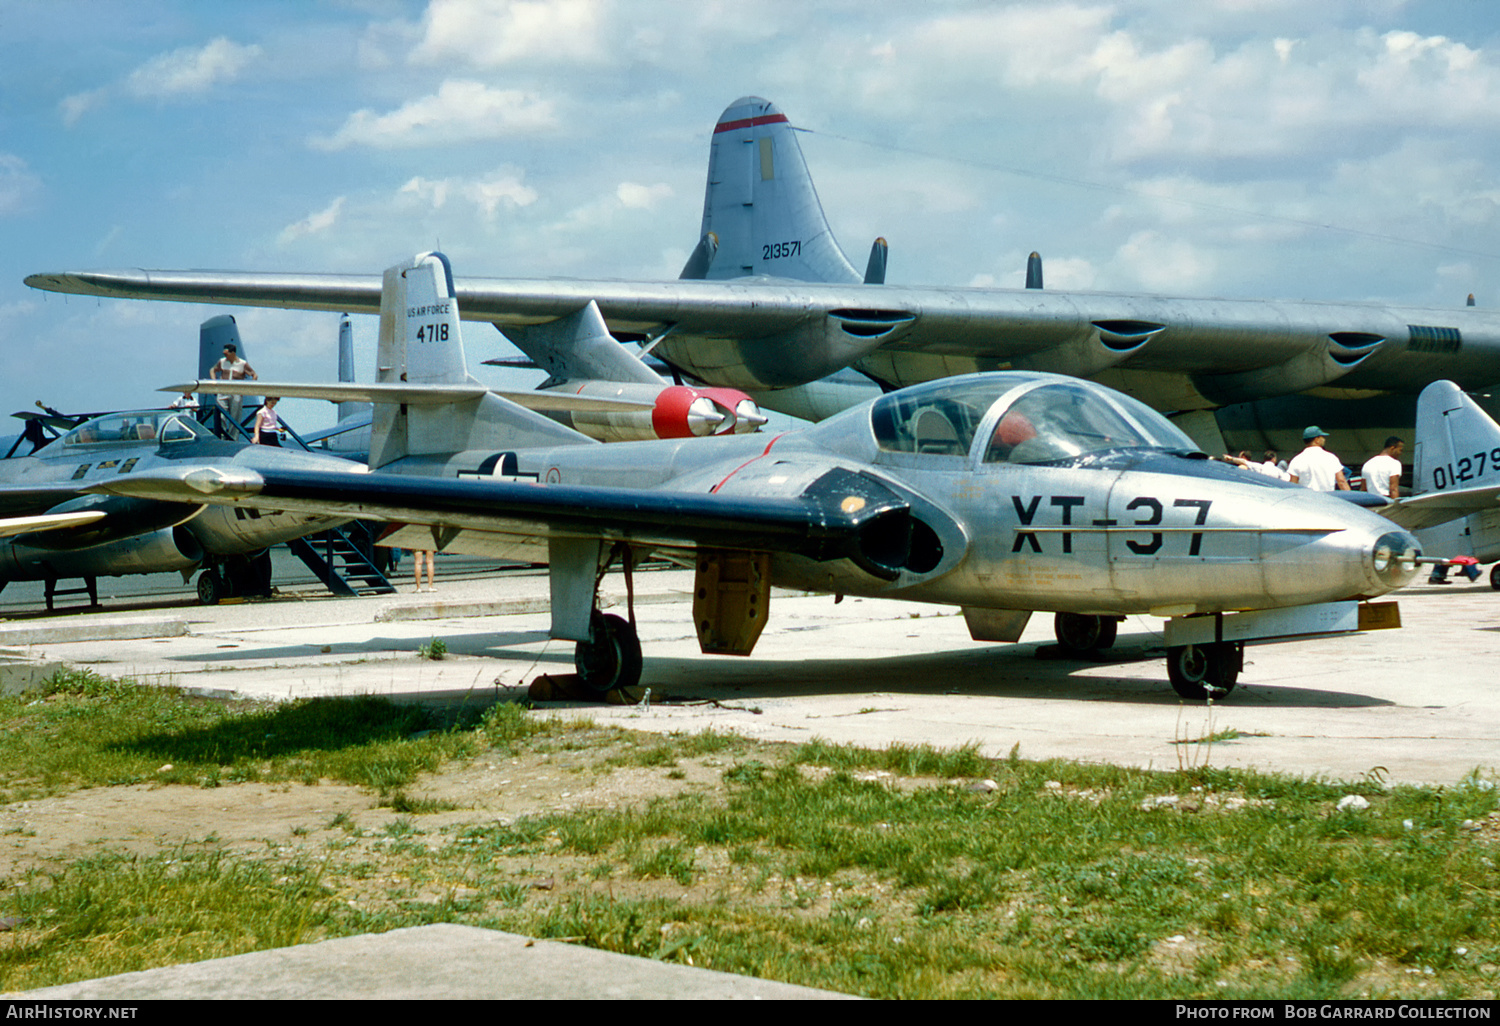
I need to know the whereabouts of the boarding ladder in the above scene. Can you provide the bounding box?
[286,523,397,597]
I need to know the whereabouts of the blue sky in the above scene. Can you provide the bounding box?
[6,0,1500,432]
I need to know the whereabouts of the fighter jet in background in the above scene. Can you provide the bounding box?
[27,97,1500,460]
[101,252,1422,700]
[0,405,355,607]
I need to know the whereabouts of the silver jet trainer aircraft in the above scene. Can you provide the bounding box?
[26,96,1500,457]
[0,405,362,606]
[95,253,1422,699]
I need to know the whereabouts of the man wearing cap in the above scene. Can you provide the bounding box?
[1287,426,1350,491]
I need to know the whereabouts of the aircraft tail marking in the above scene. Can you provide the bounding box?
[694,96,861,284]
[1414,380,1500,495]
[370,252,592,468]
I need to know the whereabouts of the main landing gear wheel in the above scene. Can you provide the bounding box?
[197,570,226,606]
[1165,642,1242,700]
[1053,613,1119,654]
[574,612,642,694]
[1490,564,1500,591]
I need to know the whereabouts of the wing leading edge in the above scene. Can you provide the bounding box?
[89,463,916,579]
[30,267,1500,403]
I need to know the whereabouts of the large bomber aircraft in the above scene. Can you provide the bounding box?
[95,252,1422,700]
[25,97,1500,458]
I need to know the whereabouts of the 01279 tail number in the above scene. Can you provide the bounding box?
[1432,448,1500,490]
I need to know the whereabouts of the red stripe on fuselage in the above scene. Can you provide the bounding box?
[713,113,789,134]
[710,434,786,493]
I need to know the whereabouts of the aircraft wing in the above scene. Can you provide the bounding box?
[171,379,652,413]
[0,510,106,539]
[0,483,121,518]
[88,464,912,570]
[32,268,1500,402]
[298,410,373,445]
[1378,485,1500,531]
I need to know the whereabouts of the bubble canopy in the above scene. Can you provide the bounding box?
[869,373,1198,464]
[59,410,213,448]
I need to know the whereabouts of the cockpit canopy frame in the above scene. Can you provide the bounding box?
[869,373,1197,466]
[59,410,213,449]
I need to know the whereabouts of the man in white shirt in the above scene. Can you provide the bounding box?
[1254,450,1290,481]
[1361,437,1404,499]
[209,343,257,431]
[1287,426,1350,491]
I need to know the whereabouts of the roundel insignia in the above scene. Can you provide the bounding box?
[840,495,866,514]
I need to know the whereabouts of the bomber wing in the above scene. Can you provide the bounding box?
[28,268,1500,405]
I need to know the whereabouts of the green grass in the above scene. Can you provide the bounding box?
[2,675,1498,999]
[0,847,340,991]
[0,669,479,801]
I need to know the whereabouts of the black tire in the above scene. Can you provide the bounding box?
[574,613,643,694]
[1491,564,1500,591]
[1053,612,1119,653]
[1166,642,1241,700]
[197,570,224,606]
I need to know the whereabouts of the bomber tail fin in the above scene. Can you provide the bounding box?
[693,96,861,283]
[198,314,244,380]
[369,252,590,468]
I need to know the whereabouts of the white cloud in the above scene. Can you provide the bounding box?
[57,36,261,124]
[1115,231,1216,291]
[59,89,107,127]
[1040,256,1097,291]
[399,169,537,219]
[616,182,672,209]
[311,80,557,150]
[126,37,263,98]
[410,0,609,66]
[0,154,42,216]
[278,197,347,246]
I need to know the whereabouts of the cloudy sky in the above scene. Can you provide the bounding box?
[5,0,1500,433]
